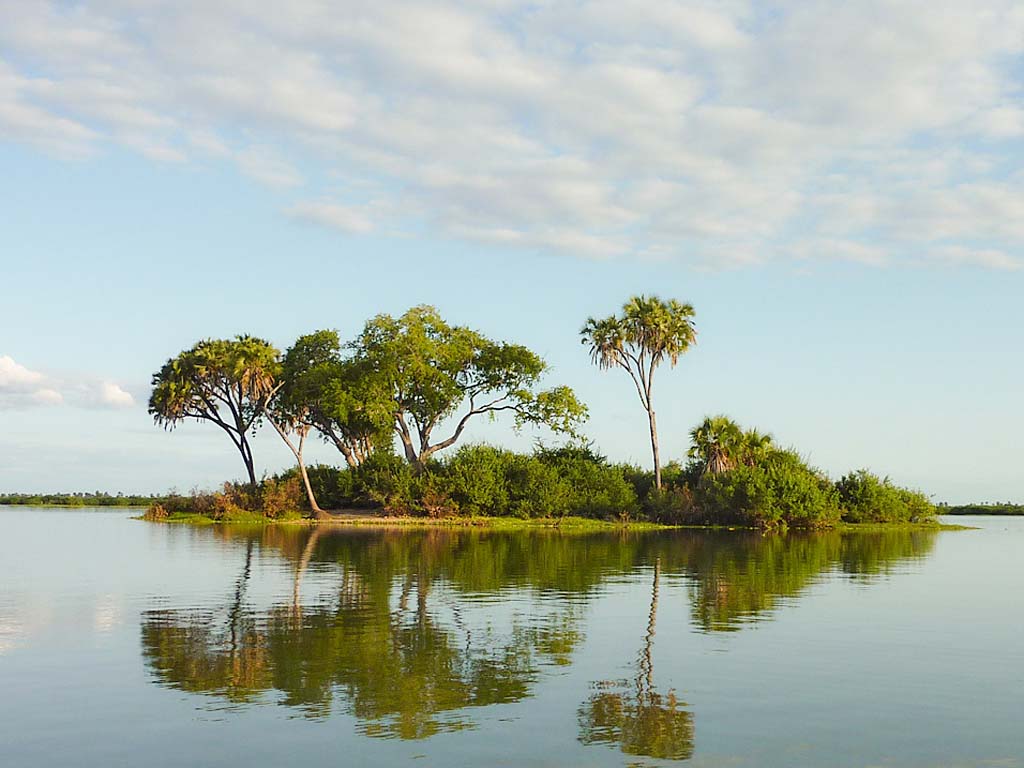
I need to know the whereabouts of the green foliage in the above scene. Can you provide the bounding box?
[148,335,281,485]
[149,335,281,429]
[276,331,393,467]
[581,296,697,372]
[354,306,587,465]
[690,450,842,530]
[836,470,936,523]
[282,444,638,520]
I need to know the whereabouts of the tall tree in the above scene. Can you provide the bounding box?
[149,336,280,485]
[354,306,587,469]
[581,296,697,490]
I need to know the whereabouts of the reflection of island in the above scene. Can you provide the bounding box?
[141,526,937,741]
[674,529,937,631]
[579,558,694,760]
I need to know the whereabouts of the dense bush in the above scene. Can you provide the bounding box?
[836,470,935,524]
[688,451,842,530]
[293,444,639,520]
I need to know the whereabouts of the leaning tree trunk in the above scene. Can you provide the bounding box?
[296,448,330,520]
[268,420,327,519]
[648,408,662,490]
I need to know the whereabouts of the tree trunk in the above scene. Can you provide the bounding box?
[296,444,329,520]
[648,408,662,490]
[268,419,325,518]
[238,437,257,487]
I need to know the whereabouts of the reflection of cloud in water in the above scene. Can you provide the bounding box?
[93,594,121,633]
[0,601,55,656]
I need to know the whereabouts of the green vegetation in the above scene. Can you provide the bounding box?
[144,427,936,530]
[940,503,1024,515]
[140,298,938,531]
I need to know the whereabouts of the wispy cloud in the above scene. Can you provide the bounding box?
[2,0,1023,268]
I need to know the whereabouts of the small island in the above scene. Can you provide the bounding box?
[132,296,945,532]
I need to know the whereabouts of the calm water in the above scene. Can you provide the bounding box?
[1,509,1022,767]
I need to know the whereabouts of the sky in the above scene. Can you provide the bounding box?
[1,0,1023,502]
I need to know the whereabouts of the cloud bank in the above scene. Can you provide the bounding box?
[0,355,136,410]
[1,0,1022,268]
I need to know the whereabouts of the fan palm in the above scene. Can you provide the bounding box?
[581,296,697,489]
[688,416,744,475]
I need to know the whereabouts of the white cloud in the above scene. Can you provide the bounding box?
[0,355,45,389]
[0,356,135,410]
[1,0,1023,268]
[88,382,136,409]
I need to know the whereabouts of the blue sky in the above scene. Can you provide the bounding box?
[1,0,1023,502]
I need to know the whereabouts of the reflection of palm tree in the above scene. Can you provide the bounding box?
[578,557,694,760]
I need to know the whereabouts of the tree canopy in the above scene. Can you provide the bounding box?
[354,305,587,468]
[149,336,281,485]
[276,330,393,469]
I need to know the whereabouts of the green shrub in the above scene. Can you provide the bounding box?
[694,451,841,530]
[836,470,935,523]
[536,447,637,518]
[644,485,698,524]
[443,445,513,515]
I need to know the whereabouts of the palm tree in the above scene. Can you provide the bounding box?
[739,429,775,467]
[581,296,697,490]
[687,416,744,475]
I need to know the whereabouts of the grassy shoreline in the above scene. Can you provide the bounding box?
[140,509,971,532]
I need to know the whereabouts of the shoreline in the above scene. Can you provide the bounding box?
[137,510,973,532]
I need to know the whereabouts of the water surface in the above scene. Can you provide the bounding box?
[1,508,1021,766]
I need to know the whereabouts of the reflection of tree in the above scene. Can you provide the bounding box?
[141,529,582,738]
[142,540,272,702]
[578,558,695,761]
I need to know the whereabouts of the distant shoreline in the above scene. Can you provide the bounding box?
[941,505,1024,516]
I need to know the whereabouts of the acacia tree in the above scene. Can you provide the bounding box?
[277,330,393,469]
[149,336,281,486]
[581,296,697,490]
[353,306,587,469]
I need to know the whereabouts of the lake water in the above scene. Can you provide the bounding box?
[1,508,1021,767]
